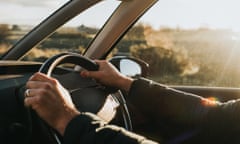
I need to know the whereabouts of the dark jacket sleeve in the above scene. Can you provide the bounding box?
[63,112,158,144]
[128,78,240,132]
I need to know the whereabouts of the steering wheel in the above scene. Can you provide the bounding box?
[23,52,131,143]
[39,52,119,112]
[38,53,109,143]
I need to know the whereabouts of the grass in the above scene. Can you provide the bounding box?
[148,29,240,87]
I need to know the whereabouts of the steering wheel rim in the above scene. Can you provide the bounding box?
[39,52,99,76]
[23,52,132,143]
[38,53,104,143]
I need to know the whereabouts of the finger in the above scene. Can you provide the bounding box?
[30,72,52,82]
[83,70,102,79]
[24,89,53,107]
[24,96,45,111]
[93,59,103,64]
[26,80,52,90]
[24,89,41,98]
[24,89,31,97]
[94,60,108,68]
[29,72,58,85]
[80,70,89,78]
[24,96,33,107]
[24,95,39,108]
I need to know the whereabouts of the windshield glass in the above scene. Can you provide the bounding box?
[0,0,67,55]
[0,0,120,60]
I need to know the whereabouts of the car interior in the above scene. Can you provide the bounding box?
[1,0,240,143]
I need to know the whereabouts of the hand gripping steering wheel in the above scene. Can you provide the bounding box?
[26,52,132,143]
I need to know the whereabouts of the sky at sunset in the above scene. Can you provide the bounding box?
[0,0,240,31]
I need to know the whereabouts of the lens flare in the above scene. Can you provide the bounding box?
[201,97,219,106]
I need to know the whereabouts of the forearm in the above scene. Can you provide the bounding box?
[128,78,218,125]
[117,76,134,92]
[128,78,240,130]
[63,112,158,144]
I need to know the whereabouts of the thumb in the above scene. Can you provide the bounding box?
[80,70,90,78]
[80,70,100,79]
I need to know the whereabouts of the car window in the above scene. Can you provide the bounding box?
[115,0,240,88]
[32,1,120,62]
[0,0,68,56]
[1,0,240,88]
[0,0,120,61]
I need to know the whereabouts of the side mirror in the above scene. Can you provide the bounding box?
[109,56,149,78]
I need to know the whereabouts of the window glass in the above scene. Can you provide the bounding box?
[0,0,120,61]
[2,0,240,88]
[0,0,67,56]
[115,0,240,87]
[25,1,119,62]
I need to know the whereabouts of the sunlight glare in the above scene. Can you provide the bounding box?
[201,97,219,106]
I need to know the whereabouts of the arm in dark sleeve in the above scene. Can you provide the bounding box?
[63,112,158,144]
[128,78,240,130]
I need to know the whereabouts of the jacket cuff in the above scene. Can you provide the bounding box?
[128,78,151,99]
[63,113,105,144]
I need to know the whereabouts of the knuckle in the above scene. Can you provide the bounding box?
[34,96,43,104]
[42,82,52,90]
[102,60,108,64]
[31,102,40,110]
[50,78,58,85]
[32,73,39,79]
[39,89,48,96]
[35,96,41,102]
[25,82,30,88]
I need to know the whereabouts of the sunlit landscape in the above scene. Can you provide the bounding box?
[1,23,240,87]
[1,0,240,87]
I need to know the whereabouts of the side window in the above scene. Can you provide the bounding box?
[115,1,240,88]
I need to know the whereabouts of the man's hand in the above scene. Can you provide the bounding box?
[81,60,134,92]
[24,72,80,135]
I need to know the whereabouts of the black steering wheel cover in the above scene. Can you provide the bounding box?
[38,52,113,114]
[39,53,99,75]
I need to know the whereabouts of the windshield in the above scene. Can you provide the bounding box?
[0,0,67,54]
[0,0,67,25]
[1,0,240,88]
[0,0,120,60]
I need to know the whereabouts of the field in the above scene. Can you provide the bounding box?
[1,25,240,87]
[144,28,240,87]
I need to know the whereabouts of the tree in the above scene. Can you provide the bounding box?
[12,24,21,31]
[77,25,98,35]
[0,24,10,43]
[130,44,194,77]
[125,23,146,40]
